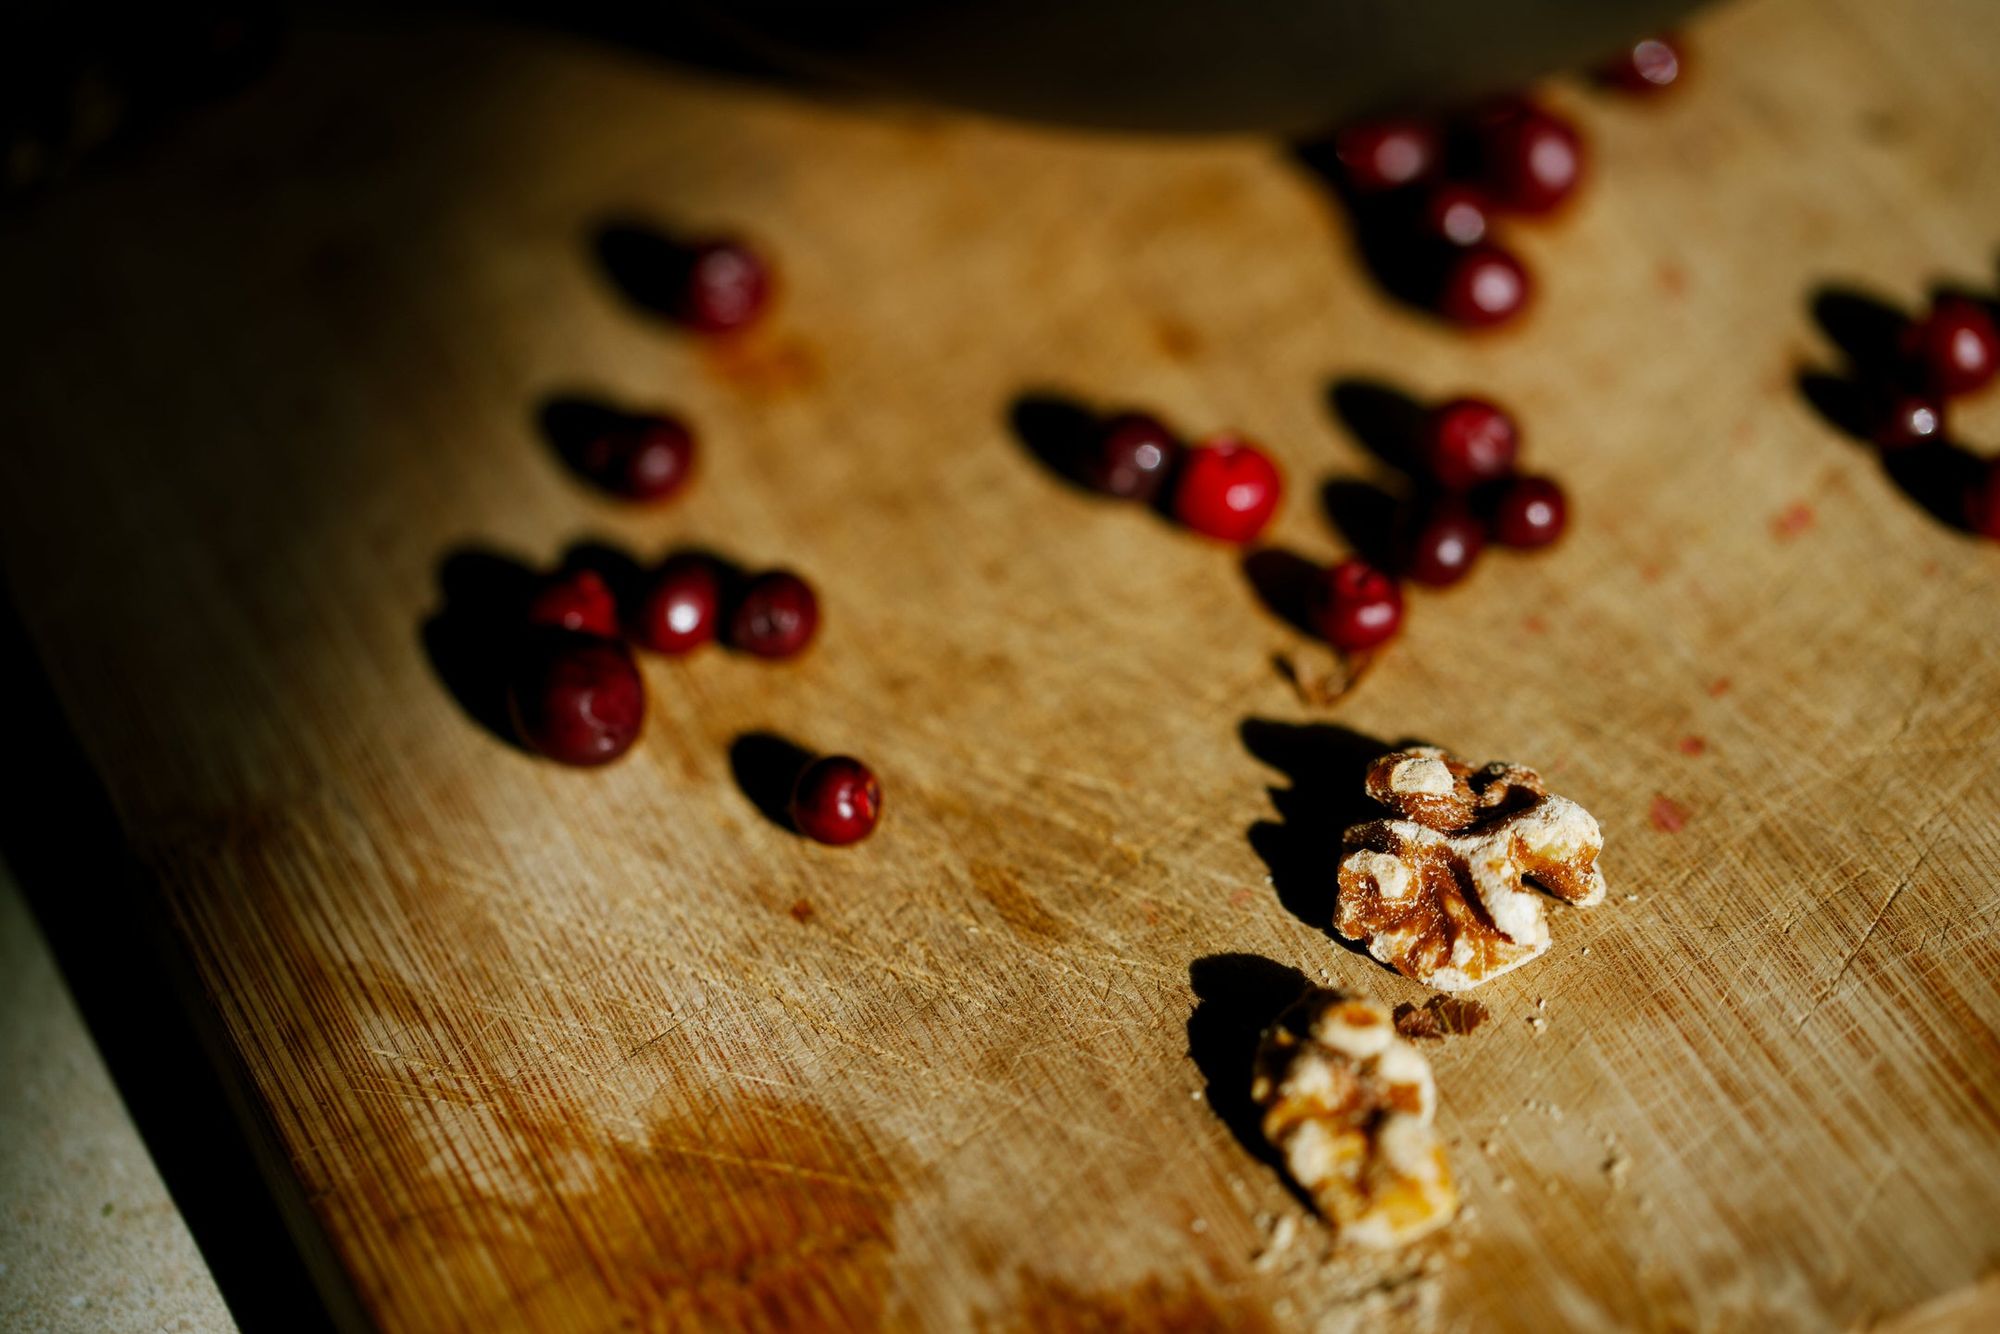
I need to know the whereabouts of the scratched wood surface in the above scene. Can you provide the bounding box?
[2,0,1998,1329]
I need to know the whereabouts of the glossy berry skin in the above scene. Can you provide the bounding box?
[507,631,645,766]
[1332,118,1441,194]
[1491,475,1569,548]
[1422,397,1520,489]
[633,554,722,655]
[1170,437,1283,543]
[1404,499,1487,586]
[1600,35,1684,93]
[1903,296,1999,397]
[1418,183,1492,248]
[1968,459,2000,541]
[1870,390,1944,450]
[789,755,882,846]
[575,414,694,502]
[678,239,772,334]
[727,570,820,659]
[526,568,619,638]
[1472,102,1585,214]
[1309,559,1404,652]
[1087,413,1181,501]
[1436,244,1531,327]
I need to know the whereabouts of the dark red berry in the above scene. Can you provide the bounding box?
[1309,559,1404,652]
[526,568,619,638]
[727,570,820,658]
[1436,243,1532,327]
[1332,118,1441,194]
[574,414,694,502]
[1869,390,1945,450]
[1968,459,2000,541]
[633,554,722,655]
[1491,475,1569,548]
[1404,498,1487,586]
[1417,183,1492,248]
[1472,102,1585,214]
[507,631,645,766]
[1903,295,1999,397]
[789,755,882,846]
[678,239,772,334]
[1422,397,1520,489]
[1087,412,1181,501]
[1169,436,1283,543]
[1600,35,1685,93]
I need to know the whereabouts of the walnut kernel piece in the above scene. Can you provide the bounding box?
[1394,996,1491,1041]
[1338,748,1605,991]
[1251,990,1458,1248]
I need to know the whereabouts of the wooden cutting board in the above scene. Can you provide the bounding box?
[3,0,1998,1328]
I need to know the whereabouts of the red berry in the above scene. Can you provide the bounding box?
[1601,36,1685,93]
[1472,102,1585,214]
[728,570,820,658]
[1870,390,1945,450]
[526,568,619,638]
[1436,243,1531,327]
[789,755,882,846]
[678,239,772,334]
[1491,475,1569,548]
[574,414,694,502]
[1170,436,1283,543]
[1309,559,1404,652]
[1087,412,1182,501]
[1904,296,1999,397]
[633,554,722,654]
[1418,182,1492,248]
[1332,118,1441,194]
[1422,397,1520,489]
[507,631,645,766]
[1404,498,1487,586]
[1968,459,2000,541]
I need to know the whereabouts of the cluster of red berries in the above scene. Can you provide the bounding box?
[1809,285,2000,540]
[1865,295,1997,450]
[527,560,819,662]
[1073,411,1285,544]
[501,233,883,843]
[1307,396,1569,653]
[1319,34,1685,328]
[510,560,818,764]
[1906,294,2000,539]
[1327,101,1582,328]
[509,558,876,842]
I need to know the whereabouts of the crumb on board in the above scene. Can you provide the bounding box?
[1253,1213,1299,1271]
[788,899,814,923]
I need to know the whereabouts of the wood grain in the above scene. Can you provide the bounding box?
[2,0,1998,1328]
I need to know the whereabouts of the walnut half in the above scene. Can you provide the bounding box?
[1337,748,1606,991]
[1251,990,1458,1249]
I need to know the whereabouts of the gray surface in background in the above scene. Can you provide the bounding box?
[0,862,235,1334]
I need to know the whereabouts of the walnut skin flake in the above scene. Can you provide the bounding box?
[1252,990,1458,1249]
[1337,748,1606,991]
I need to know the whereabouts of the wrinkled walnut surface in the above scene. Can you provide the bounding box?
[1251,990,1458,1249]
[1337,747,1606,991]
